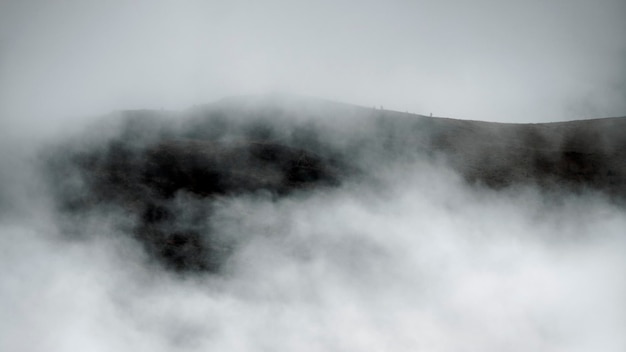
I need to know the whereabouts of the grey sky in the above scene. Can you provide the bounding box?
[1,0,625,137]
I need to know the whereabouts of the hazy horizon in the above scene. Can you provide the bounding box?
[2,0,626,140]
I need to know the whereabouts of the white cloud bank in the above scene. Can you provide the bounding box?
[1,158,624,351]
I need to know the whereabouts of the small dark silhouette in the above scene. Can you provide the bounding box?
[430,113,432,117]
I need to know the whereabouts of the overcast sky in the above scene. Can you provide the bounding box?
[1,0,625,137]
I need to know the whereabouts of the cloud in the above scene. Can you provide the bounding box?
[1,130,625,350]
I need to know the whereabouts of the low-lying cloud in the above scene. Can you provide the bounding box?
[1,104,624,351]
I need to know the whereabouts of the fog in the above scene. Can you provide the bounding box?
[2,146,625,351]
[0,98,625,350]
[1,1,626,351]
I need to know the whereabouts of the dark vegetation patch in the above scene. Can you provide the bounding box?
[43,97,626,274]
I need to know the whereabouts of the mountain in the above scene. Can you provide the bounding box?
[44,95,626,272]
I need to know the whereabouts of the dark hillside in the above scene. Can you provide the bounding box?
[45,96,626,273]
